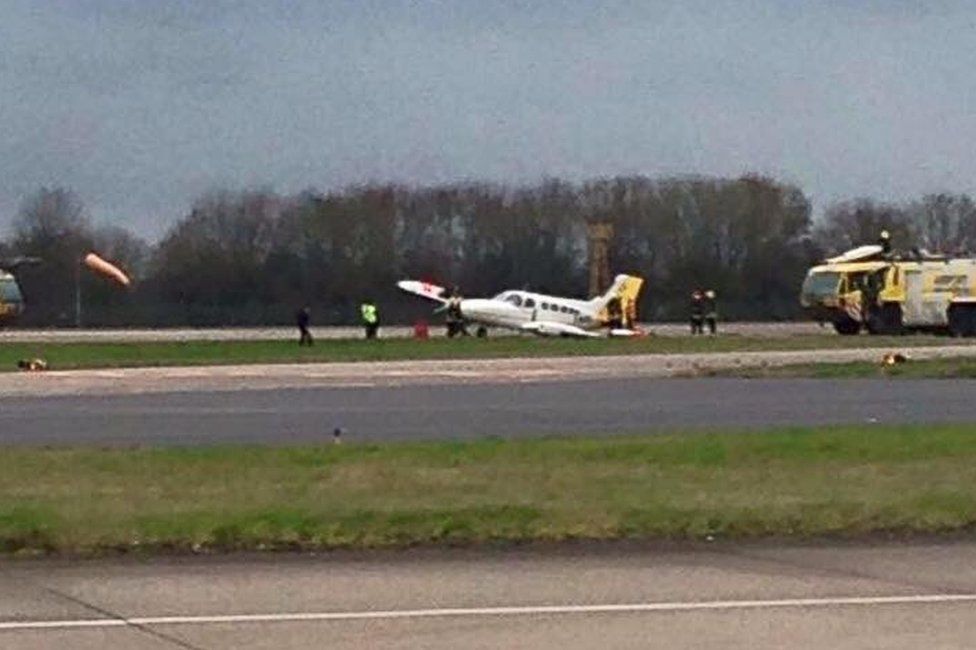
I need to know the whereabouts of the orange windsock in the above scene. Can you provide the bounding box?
[83,252,131,287]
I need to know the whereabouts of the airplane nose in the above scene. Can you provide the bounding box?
[458,299,475,319]
[458,299,487,320]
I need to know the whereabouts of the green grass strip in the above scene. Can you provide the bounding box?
[713,357,976,379]
[0,334,966,371]
[3,424,976,555]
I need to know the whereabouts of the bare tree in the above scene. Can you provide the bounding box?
[906,193,976,254]
[11,188,93,325]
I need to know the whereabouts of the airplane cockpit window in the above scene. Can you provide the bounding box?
[503,294,523,307]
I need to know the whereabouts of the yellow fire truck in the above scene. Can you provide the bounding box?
[801,245,976,336]
[0,269,25,324]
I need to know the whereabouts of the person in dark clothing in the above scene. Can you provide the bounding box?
[689,290,705,335]
[296,306,313,346]
[606,296,624,329]
[623,298,637,330]
[703,290,718,335]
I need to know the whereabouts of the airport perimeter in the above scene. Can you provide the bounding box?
[4,327,976,650]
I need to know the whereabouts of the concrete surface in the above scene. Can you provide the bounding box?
[5,540,976,649]
[1,376,975,445]
[3,344,976,398]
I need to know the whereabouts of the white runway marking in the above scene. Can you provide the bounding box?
[4,593,976,631]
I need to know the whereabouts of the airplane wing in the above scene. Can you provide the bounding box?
[519,321,602,338]
[609,328,642,337]
[397,280,449,304]
[0,256,42,271]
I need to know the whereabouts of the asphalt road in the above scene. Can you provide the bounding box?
[2,376,976,445]
[6,540,976,649]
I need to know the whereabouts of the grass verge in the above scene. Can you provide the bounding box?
[0,334,969,371]
[711,357,976,379]
[3,424,976,555]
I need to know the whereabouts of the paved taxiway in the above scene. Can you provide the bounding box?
[5,540,976,649]
[2,375,976,445]
[3,345,976,399]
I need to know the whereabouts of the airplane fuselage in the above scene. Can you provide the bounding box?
[397,273,643,338]
[458,291,598,331]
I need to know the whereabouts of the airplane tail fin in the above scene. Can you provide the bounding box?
[589,274,645,325]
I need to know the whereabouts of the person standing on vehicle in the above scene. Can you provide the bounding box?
[879,230,892,256]
[689,290,705,335]
[360,299,379,339]
[704,290,718,335]
[296,305,313,346]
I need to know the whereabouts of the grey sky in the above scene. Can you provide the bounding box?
[3,0,976,239]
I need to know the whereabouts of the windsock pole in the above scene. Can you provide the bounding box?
[74,257,82,329]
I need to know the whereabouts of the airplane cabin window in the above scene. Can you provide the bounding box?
[524,298,536,308]
[541,303,550,310]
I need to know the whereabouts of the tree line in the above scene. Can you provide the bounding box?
[4,178,975,327]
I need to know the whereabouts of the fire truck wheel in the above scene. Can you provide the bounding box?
[948,305,976,338]
[833,316,861,336]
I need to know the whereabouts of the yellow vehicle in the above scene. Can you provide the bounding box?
[801,245,976,336]
[0,269,25,324]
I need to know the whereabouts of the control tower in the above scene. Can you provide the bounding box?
[586,221,613,298]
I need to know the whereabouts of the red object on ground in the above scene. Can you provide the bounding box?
[413,320,429,339]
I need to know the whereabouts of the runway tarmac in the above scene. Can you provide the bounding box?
[5,540,976,649]
[2,376,976,445]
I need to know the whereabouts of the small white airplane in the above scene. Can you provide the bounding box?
[397,274,645,338]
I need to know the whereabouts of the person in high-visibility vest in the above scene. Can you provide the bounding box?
[445,287,468,338]
[361,300,379,339]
